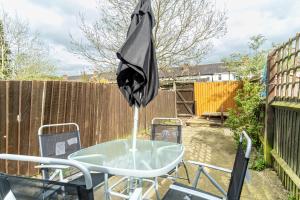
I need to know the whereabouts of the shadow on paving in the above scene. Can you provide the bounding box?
[94,123,289,199]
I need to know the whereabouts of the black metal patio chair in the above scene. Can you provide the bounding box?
[162,130,252,200]
[37,123,105,188]
[0,154,94,200]
[151,118,183,144]
[151,118,190,183]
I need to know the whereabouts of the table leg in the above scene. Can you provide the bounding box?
[104,173,109,200]
[129,176,135,196]
[138,178,142,188]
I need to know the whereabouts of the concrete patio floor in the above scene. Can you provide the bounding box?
[175,125,289,200]
[95,120,289,199]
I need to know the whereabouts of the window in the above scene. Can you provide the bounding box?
[232,74,237,80]
[218,74,222,81]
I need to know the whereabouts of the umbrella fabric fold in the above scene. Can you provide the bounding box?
[116,0,159,107]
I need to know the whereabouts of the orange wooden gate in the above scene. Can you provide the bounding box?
[194,81,242,116]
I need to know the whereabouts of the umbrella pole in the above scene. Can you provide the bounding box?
[132,104,139,151]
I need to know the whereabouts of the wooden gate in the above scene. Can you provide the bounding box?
[194,81,242,116]
[176,83,194,117]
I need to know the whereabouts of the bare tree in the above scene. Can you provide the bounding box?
[70,0,227,72]
[0,20,10,79]
[1,11,56,80]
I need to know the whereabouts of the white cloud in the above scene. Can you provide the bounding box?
[204,0,300,63]
[1,0,300,73]
[49,44,91,75]
[1,0,64,27]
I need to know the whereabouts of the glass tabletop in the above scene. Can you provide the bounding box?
[68,139,184,177]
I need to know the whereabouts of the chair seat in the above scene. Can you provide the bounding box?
[69,172,107,188]
[163,182,223,200]
[0,172,93,200]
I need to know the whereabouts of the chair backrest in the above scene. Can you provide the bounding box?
[227,131,252,200]
[0,175,16,200]
[151,118,183,144]
[0,173,94,200]
[38,123,81,159]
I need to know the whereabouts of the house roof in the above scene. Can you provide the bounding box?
[191,63,229,75]
[159,63,230,78]
[67,72,117,82]
[67,75,91,81]
[66,63,230,81]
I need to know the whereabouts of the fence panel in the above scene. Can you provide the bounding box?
[0,81,176,176]
[194,81,242,116]
[265,33,300,199]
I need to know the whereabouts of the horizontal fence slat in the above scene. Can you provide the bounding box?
[271,150,300,189]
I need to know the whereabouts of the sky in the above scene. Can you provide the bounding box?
[0,0,300,76]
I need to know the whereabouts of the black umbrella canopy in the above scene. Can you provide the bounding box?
[116,0,159,107]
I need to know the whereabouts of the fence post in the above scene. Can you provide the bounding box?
[264,53,276,165]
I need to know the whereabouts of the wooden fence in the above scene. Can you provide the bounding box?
[194,81,242,116]
[265,33,300,199]
[0,81,176,176]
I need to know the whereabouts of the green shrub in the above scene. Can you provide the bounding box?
[250,146,266,171]
[251,156,266,171]
[225,80,263,148]
[226,80,267,171]
[288,194,296,200]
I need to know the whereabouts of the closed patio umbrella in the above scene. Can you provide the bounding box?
[116,0,159,151]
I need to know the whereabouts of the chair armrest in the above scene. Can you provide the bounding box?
[187,161,232,173]
[188,160,229,196]
[0,154,93,190]
[35,164,70,170]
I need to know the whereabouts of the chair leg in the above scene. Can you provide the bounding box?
[202,169,227,197]
[59,169,64,181]
[155,177,160,200]
[126,177,130,195]
[41,168,49,180]
[192,166,203,188]
[182,161,191,184]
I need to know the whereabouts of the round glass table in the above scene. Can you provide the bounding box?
[68,139,184,178]
[68,139,184,199]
